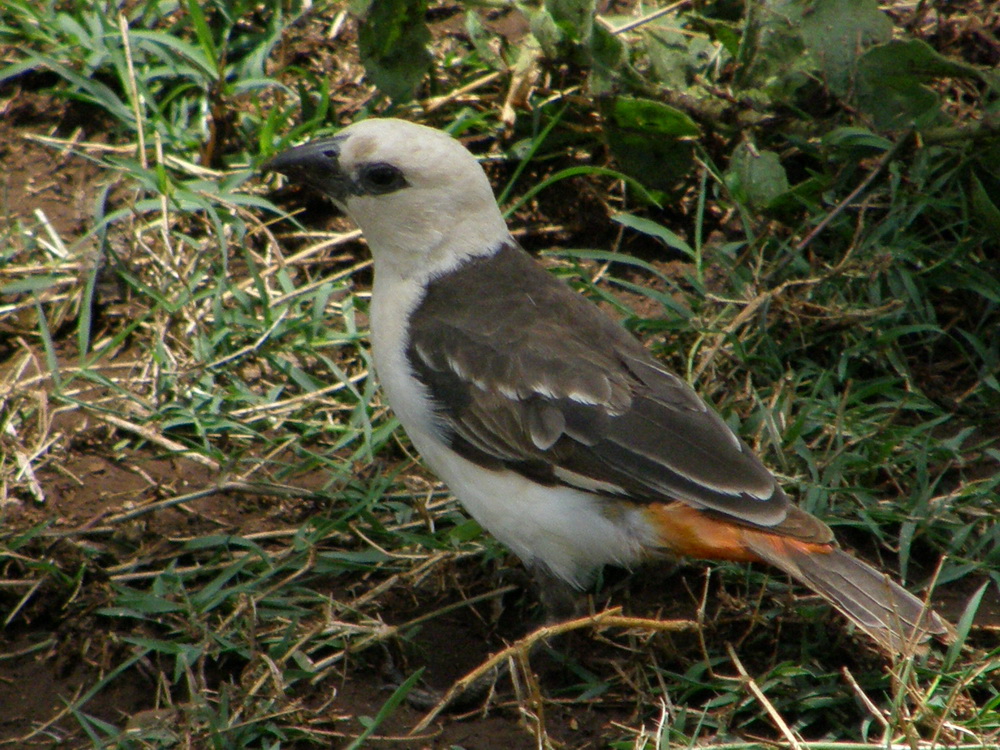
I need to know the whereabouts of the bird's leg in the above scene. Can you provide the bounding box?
[531,563,586,624]
[381,564,585,713]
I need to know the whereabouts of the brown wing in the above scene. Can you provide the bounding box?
[407,242,793,530]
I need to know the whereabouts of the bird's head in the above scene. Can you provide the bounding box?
[265,119,509,281]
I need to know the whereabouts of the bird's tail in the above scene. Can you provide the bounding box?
[742,532,952,653]
[646,502,952,653]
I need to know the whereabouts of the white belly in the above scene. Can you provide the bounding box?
[408,425,651,586]
[369,274,651,586]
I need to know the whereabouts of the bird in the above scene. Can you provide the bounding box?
[264,117,950,653]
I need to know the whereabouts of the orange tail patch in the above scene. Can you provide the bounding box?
[644,502,835,563]
[645,502,949,653]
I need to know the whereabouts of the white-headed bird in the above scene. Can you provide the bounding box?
[265,118,949,653]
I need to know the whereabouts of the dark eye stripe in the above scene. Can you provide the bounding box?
[357,162,407,195]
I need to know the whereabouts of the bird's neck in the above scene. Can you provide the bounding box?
[366,219,511,287]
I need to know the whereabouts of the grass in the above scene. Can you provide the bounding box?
[1,0,999,747]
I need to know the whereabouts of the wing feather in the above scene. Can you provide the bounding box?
[406,242,792,531]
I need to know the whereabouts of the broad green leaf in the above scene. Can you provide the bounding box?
[545,0,595,44]
[642,24,688,90]
[800,0,891,96]
[742,0,890,100]
[603,97,701,191]
[739,0,809,91]
[607,97,699,138]
[725,143,790,210]
[856,39,982,129]
[588,22,631,95]
[356,0,431,102]
[644,15,733,91]
[686,14,741,58]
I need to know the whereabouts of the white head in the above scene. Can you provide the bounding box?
[266,119,510,282]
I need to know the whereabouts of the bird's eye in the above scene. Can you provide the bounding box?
[358,162,406,194]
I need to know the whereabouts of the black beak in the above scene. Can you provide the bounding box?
[263,136,351,202]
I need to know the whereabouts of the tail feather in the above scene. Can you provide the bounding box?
[744,534,952,653]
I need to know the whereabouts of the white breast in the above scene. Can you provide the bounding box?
[369,272,441,436]
[409,429,653,586]
[368,272,653,586]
